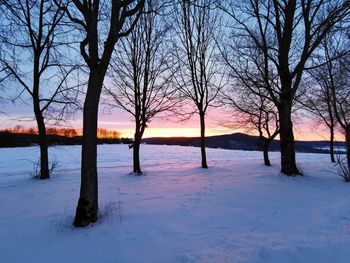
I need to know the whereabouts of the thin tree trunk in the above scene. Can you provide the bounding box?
[199,111,208,168]
[35,111,49,179]
[74,70,103,227]
[346,127,350,175]
[330,124,336,163]
[278,103,300,175]
[33,47,49,179]
[262,141,271,166]
[133,121,146,175]
[133,136,142,175]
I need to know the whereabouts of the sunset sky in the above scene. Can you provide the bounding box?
[0,100,344,141]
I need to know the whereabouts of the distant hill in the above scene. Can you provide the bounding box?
[142,133,346,154]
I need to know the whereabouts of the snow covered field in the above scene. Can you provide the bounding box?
[1,144,350,263]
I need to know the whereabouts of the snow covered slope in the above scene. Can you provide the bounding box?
[0,144,349,263]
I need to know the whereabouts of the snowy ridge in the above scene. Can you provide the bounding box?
[142,133,346,154]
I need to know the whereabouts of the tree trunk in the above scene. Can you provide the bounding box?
[346,127,350,176]
[330,124,336,163]
[278,103,300,175]
[133,123,146,175]
[35,111,49,179]
[262,141,271,166]
[33,48,49,179]
[73,70,103,227]
[199,111,208,168]
[133,137,142,175]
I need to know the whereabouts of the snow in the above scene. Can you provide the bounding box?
[315,146,347,153]
[1,144,350,263]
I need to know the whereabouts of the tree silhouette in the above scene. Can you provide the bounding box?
[222,0,350,175]
[105,0,176,174]
[0,0,79,179]
[171,0,224,168]
[59,0,145,227]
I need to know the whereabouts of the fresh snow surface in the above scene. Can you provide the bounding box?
[1,144,350,263]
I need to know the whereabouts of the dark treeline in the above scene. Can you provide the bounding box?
[0,0,350,227]
[0,127,130,148]
[0,126,121,139]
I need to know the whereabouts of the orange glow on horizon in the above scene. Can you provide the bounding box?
[0,122,345,142]
[119,127,233,139]
[120,128,200,138]
[294,131,344,142]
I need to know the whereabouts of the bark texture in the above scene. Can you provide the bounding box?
[262,141,271,166]
[330,125,335,163]
[36,113,49,179]
[73,70,103,227]
[133,140,141,174]
[133,129,143,175]
[279,104,300,175]
[200,111,208,169]
[346,127,350,175]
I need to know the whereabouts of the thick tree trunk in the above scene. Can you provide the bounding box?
[330,125,336,163]
[262,141,271,166]
[35,111,49,179]
[199,111,208,168]
[133,137,142,175]
[278,103,300,175]
[73,71,103,227]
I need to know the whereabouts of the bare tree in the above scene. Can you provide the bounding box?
[218,18,280,166]
[331,66,350,179]
[299,79,337,163]
[311,33,350,179]
[171,0,224,169]
[0,0,79,179]
[0,5,6,112]
[222,0,350,175]
[105,0,175,175]
[59,0,145,227]
[221,86,279,166]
